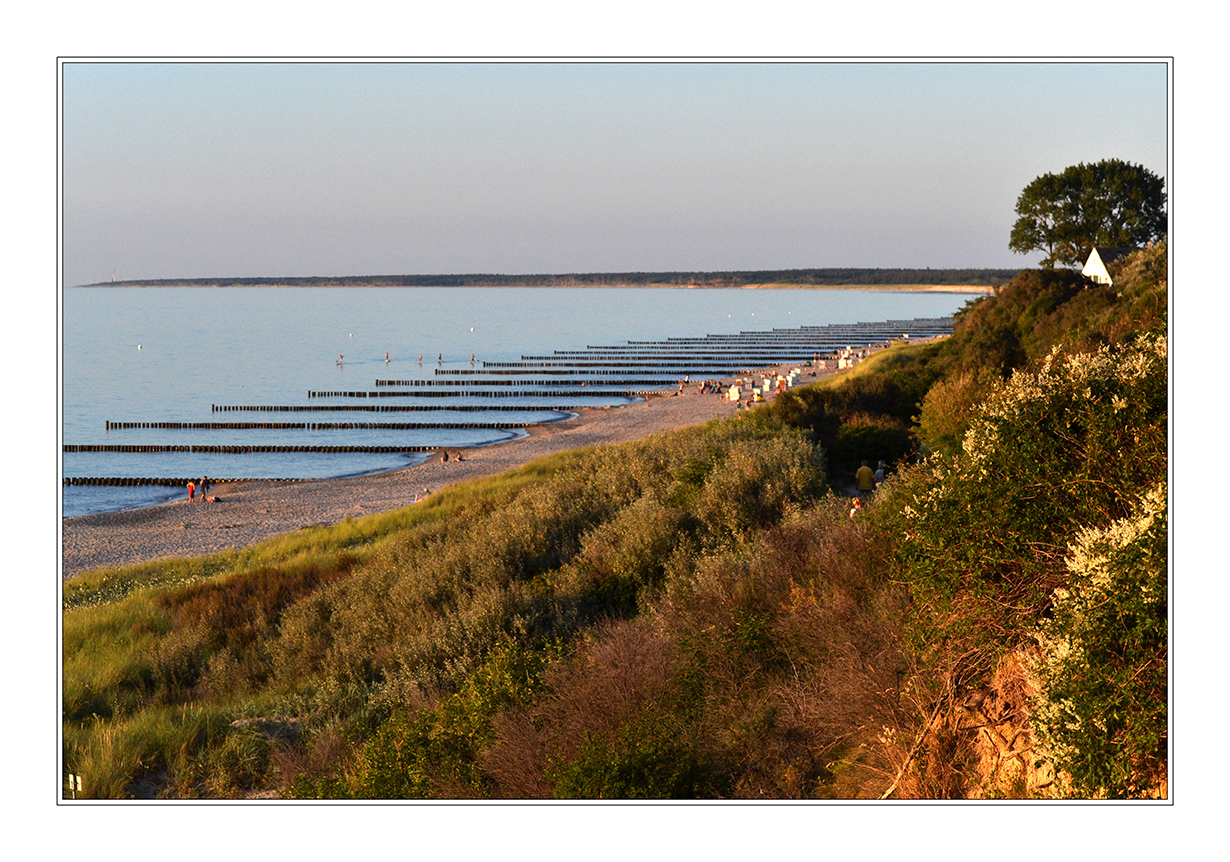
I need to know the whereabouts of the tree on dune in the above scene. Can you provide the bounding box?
[1009,159,1166,268]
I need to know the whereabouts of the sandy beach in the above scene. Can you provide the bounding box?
[63,373,814,580]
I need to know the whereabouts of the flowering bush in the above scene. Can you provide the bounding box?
[883,334,1166,604]
[875,334,1167,796]
[1031,481,1167,797]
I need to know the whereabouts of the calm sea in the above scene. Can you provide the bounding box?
[62,286,973,517]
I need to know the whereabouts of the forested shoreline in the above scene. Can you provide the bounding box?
[80,267,1019,289]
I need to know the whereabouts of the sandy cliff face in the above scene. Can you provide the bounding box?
[953,649,1166,800]
[960,649,1059,799]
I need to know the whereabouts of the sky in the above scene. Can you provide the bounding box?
[60,61,1169,285]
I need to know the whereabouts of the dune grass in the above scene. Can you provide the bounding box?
[63,417,839,797]
[64,447,590,612]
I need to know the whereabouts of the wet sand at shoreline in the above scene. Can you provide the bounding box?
[63,370,822,580]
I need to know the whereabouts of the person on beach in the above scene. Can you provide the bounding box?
[200,475,210,501]
[856,460,876,498]
[187,480,195,502]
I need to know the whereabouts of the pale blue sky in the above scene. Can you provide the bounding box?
[61,61,1168,285]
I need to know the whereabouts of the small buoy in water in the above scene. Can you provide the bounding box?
[470,327,474,332]
[137,344,142,350]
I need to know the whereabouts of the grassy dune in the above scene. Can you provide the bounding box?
[63,247,1168,799]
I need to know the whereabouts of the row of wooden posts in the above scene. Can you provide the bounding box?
[64,476,304,486]
[105,420,532,430]
[306,389,637,398]
[211,404,576,412]
[360,378,687,388]
[67,444,441,454]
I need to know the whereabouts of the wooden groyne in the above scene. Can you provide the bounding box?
[106,421,310,430]
[210,404,604,413]
[307,389,638,398]
[432,368,762,377]
[67,444,443,454]
[105,420,537,431]
[479,360,806,369]
[64,476,303,486]
[372,378,694,387]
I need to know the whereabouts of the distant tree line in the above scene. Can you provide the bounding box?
[86,268,1020,289]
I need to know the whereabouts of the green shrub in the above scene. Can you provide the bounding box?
[197,723,276,795]
[693,430,825,541]
[913,367,1001,457]
[148,553,359,699]
[559,497,685,617]
[756,344,945,478]
[828,414,913,478]
[333,642,557,798]
[549,707,707,799]
[946,268,1085,368]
